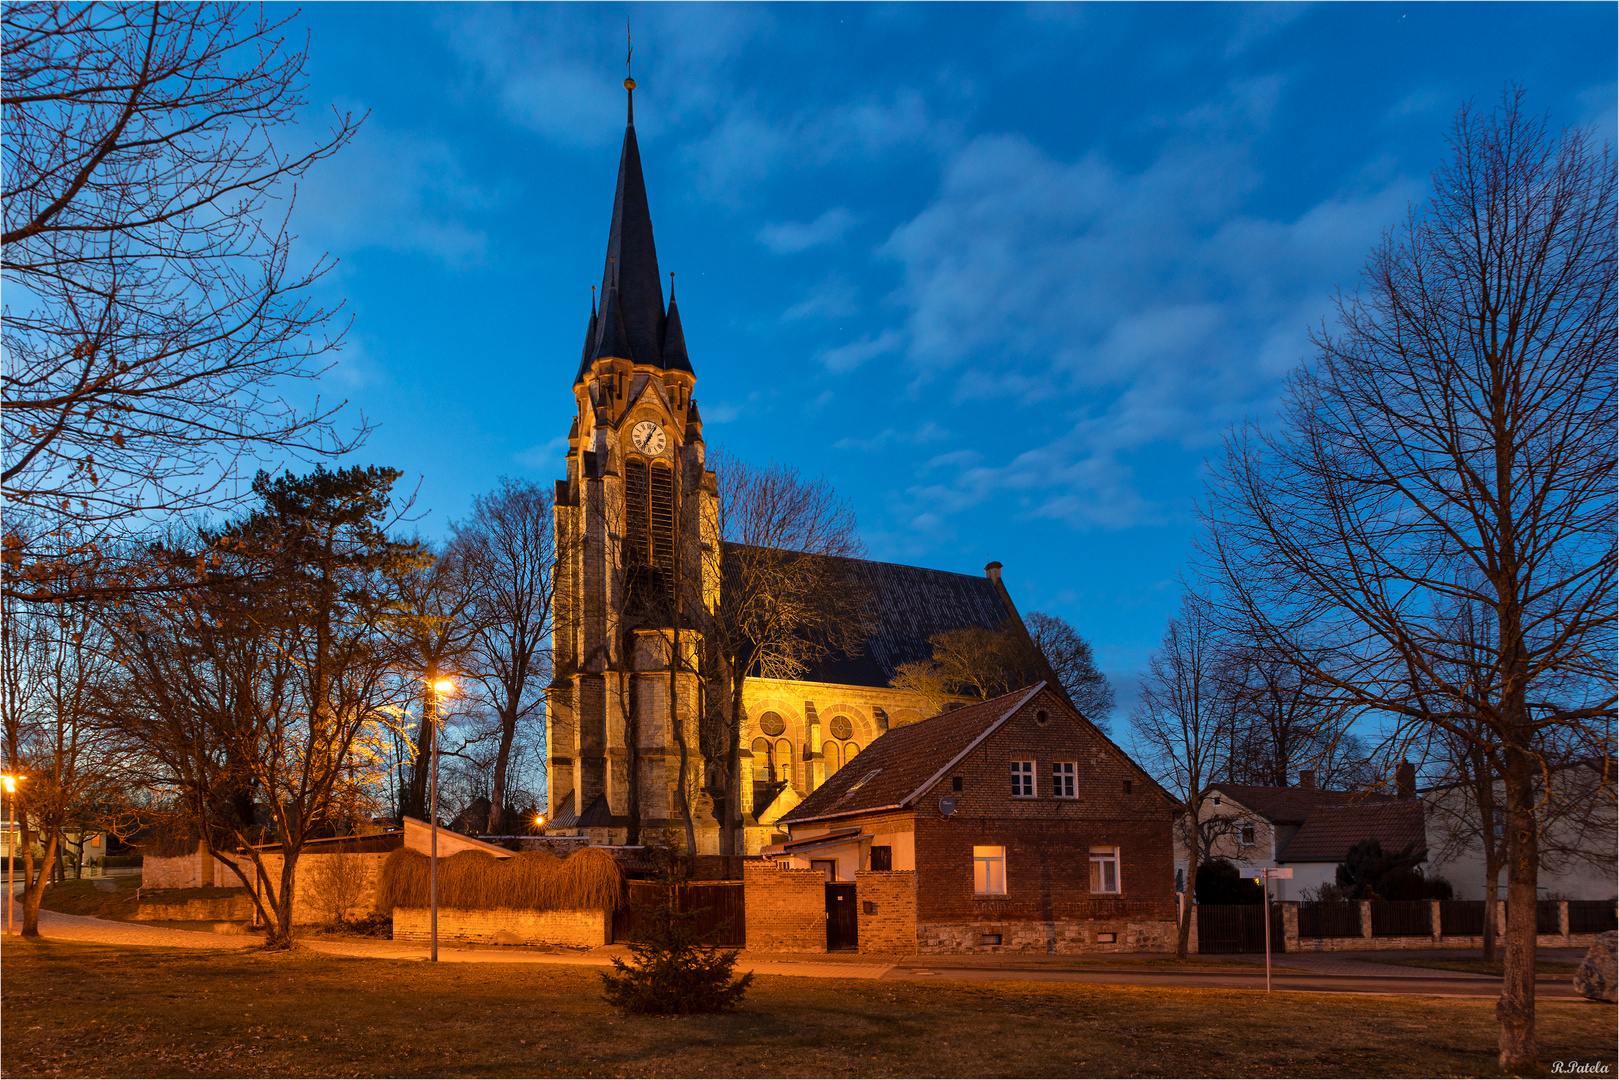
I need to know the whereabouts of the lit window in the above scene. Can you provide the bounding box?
[974,845,1007,894]
[1239,824,1255,846]
[1010,761,1034,797]
[1052,762,1076,798]
[1089,846,1120,894]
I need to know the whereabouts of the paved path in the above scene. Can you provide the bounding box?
[2,892,1594,1000]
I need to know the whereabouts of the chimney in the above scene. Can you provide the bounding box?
[984,561,1003,584]
[1298,770,1315,790]
[1396,761,1416,801]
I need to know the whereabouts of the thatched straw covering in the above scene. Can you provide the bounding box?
[376,847,625,913]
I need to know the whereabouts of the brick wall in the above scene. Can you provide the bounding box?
[907,692,1175,927]
[855,870,917,954]
[743,858,826,952]
[393,907,609,947]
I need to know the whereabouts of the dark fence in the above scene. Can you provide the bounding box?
[1568,901,1617,935]
[612,880,745,947]
[1439,900,1486,936]
[1535,900,1561,935]
[1371,900,1432,938]
[1297,901,1362,939]
[1197,903,1284,954]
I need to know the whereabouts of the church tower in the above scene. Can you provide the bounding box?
[546,75,720,849]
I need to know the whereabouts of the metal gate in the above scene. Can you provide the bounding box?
[612,881,745,947]
[826,883,858,951]
[1197,904,1284,954]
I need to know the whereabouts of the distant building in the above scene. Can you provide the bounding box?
[748,684,1177,954]
[544,78,1051,856]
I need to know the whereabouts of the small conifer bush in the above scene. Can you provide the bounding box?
[599,847,753,1014]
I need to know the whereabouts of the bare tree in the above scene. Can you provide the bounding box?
[1202,90,1614,1066]
[700,453,870,866]
[1129,592,1244,959]
[0,593,127,935]
[391,539,482,821]
[2,2,363,602]
[103,465,418,947]
[453,479,557,835]
[1026,611,1115,726]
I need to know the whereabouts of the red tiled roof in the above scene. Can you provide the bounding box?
[1212,783,1393,825]
[1279,801,1427,864]
[778,685,1043,825]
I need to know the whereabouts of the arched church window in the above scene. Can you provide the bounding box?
[828,715,853,741]
[845,742,860,760]
[623,457,676,611]
[758,711,786,737]
[825,742,841,772]
[750,737,772,780]
[775,738,793,783]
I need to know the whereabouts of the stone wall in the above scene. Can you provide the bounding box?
[141,846,239,890]
[393,907,609,947]
[239,851,391,925]
[132,892,256,922]
[918,917,1176,955]
[743,858,826,952]
[855,870,917,954]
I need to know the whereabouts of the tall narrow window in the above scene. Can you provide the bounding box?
[974,845,1007,894]
[775,739,793,783]
[1010,760,1035,797]
[1089,846,1120,894]
[750,737,772,781]
[648,463,675,568]
[624,459,650,565]
[1052,761,1076,798]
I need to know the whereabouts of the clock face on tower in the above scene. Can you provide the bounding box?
[631,420,668,456]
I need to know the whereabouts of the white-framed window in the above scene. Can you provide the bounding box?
[1010,760,1035,797]
[1089,846,1120,894]
[1239,824,1256,846]
[1052,761,1076,798]
[974,845,1007,895]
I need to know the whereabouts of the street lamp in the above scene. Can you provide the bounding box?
[428,677,455,963]
[2,774,26,937]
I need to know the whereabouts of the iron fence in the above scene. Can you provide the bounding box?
[1297,901,1362,938]
[1438,900,1486,936]
[1196,903,1284,954]
[1568,900,1617,934]
[1370,900,1432,937]
[1535,900,1561,935]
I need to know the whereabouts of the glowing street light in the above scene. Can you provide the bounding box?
[2,774,26,937]
[428,677,456,963]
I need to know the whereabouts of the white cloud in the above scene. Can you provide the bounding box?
[783,273,861,321]
[870,77,1422,532]
[296,120,496,266]
[819,329,903,374]
[512,436,570,471]
[757,207,857,254]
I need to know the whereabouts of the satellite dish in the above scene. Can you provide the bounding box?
[938,797,957,817]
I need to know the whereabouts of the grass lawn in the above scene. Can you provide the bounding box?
[3,941,1615,1078]
[31,876,141,919]
[1365,956,1583,980]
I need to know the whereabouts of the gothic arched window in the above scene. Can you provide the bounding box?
[774,738,793,783]
[750,737,772,780]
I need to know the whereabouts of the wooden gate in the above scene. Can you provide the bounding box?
[826,883,858,951]
[612,881,745,947]
[1197,904,1283,954]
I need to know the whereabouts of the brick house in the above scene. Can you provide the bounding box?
[745,683,1179,954]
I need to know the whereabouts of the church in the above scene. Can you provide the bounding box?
[544,77,1049,856]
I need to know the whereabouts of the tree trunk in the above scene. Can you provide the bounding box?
[487,705,517,834]
[1496,738,1539,1069]
[1176,807,1200,960]
[20,828,58,938]
[265,850,300,949]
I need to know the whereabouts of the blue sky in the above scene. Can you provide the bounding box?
[276,2,1616,716]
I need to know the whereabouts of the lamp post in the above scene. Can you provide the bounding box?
[2,774,25,936]
[428,677,455,962]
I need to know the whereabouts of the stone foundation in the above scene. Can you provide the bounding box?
[392,907,610,947]
[919,918,1176,955]
[132,891,255,922]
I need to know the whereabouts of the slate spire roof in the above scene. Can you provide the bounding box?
[576,80,688,384]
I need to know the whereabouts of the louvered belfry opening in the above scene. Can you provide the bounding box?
[623,456,676,617]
